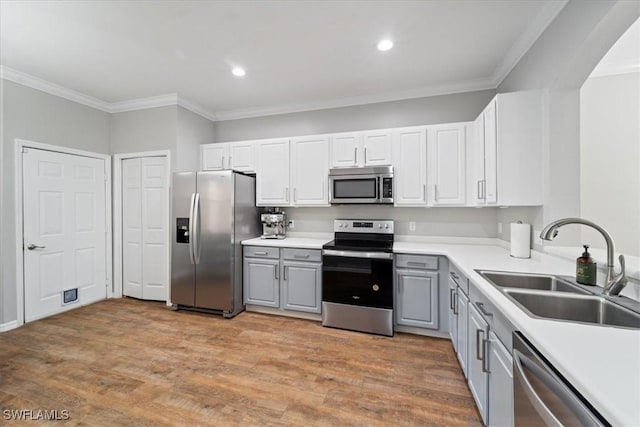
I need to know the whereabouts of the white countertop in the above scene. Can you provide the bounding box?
[242,234,331,249]
[240,234,639,424]
[394,239,640,426]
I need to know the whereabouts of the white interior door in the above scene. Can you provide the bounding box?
[122,156,168,301]
[23,148,107,322]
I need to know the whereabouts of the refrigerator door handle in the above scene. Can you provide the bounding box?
[193,192,201,264]
[188,193,196,265]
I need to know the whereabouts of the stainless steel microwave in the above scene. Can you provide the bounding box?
[328,166,393,204]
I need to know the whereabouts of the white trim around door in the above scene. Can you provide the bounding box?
[14,139,113,327]
[113,151,171,305]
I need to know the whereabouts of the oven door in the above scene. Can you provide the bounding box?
[322,251,393,309]
[329,175,380,204]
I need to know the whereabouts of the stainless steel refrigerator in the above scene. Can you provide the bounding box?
[171,170,259,317]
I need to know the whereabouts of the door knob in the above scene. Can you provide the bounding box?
[27,244,46,250]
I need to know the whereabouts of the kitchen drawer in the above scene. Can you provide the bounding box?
[469,279,515,350]
[283,248,321,263]
[244,246,280,259]
[449,262,469,295]
[395,254,439,270]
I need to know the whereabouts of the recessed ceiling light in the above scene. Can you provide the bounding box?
[232,67,246,77]
[377,39,394,52]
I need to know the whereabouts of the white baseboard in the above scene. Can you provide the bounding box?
[0,320,19,332]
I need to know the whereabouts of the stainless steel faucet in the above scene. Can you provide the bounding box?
[540,218,627,296]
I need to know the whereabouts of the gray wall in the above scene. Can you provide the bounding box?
[0,80,111,324]
[214,90,495,141]
[176,106,215,171]
[286,206,498,238]
[495,0,640,249]
[110,106,178,167]
[580,72,640,256]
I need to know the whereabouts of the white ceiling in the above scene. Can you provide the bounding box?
[0,1,566,120]
[590,17,640,78]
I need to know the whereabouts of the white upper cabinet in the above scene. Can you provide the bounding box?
[362,129,393,166]
[201,143,229,170]
[291,135,329,206]
[256,139,291,206]
[393,126,427,206]
[472,90,543,206]
[330,132,361,168]
[428,123,467,206]
[229,141,256,172]
[330,130,392,168]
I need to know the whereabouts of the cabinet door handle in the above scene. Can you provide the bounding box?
[476,329,485,361]
[364,147,367,164]
[482,180,486,200]
[435,184,439,202]
[477,180,482,200]
[449,288,455,310]
[229,156,232,169]
[284,266,288,281]
[285,187,289,203]
[476,302,493,317]
[222,156,225,169]
[482,338,491,373]
[453,291,459,315]
[275,266,279,280]
[354,147,357,163]
[423,183,427,201]
[294,188,297,203]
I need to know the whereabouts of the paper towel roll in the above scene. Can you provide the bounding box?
[510,222,531,258]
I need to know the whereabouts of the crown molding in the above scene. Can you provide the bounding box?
[211,77,496,121]
[589,64,640,78]
[0,65,112,112]
[177,96,218,122]
[110,93,179,113]
[491,0,569,88]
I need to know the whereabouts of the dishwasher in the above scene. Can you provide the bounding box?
[512,332,609,427]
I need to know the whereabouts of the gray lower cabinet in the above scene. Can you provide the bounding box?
[468,302,490,424]
[243,246,322,314]
[396,269,439,329]
[243,258,280,307]
[488,330,513,427]
[282,261,321,313]
[456,289,469,375]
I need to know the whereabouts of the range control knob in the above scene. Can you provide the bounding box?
[378,224,382,229]
[338,223,343,228]
[385,224,389,229]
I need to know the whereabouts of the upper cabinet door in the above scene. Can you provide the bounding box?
[291,135,329,206]
[330,132,361,168]
[229,141,255,172]
[483,99,498,204]
[393,127,427,206]
[362,130,392,166]
[201,143,229,170]
[472,114,486,205]
[428,123,467,206]
[256,139,291,206]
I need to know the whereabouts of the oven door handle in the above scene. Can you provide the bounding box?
[322,249,393,260]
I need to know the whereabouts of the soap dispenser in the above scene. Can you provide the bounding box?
[576,245,597,285]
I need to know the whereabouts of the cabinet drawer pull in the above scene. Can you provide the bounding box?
[476,302,493,317]
[407,261,426,267]
[253,251,268,256]
[294,254,310,259]
[476,329,484,361]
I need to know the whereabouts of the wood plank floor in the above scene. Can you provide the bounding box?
[0,298,482,426]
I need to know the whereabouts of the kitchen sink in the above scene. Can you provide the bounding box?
[477,271,590,294]
[504,289,640,329]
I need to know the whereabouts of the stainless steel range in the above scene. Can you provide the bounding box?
[321,219,394,336]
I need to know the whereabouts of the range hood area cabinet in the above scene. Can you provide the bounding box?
[472,90,544,207]
[329,130,393,168]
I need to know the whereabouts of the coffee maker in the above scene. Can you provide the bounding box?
[261,210,286,239]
